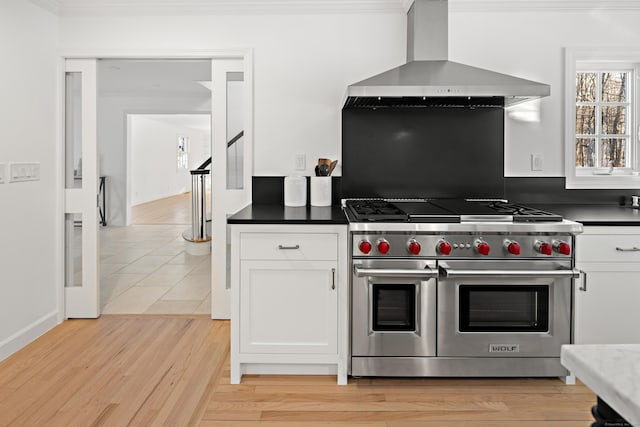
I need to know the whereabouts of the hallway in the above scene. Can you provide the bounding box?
[100,192,211,314]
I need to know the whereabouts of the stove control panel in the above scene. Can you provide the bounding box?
[352,233,573,259]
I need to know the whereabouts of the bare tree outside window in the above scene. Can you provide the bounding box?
[575,71,630,169]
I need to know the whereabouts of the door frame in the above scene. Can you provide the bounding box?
[56,49,254,320]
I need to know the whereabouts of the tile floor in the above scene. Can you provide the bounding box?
[100,224,211,314]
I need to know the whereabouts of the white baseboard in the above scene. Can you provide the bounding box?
[0,311,60,362]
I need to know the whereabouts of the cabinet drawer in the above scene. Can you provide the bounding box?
[240,233,337,260]
[576,233,640,263]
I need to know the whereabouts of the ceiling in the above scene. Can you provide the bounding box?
[31,0,640,16]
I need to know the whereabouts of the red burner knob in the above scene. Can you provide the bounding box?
[437,240,452,255]
[408,240,421,255]
[535,240,553,256]
[554,241,571,256]
[476,240,490,256]
[358,240,372,254]
[506,240,521,255]
[377,239,390,255]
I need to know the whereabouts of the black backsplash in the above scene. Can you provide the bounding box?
[505,177,633,206]
[252,175,632,206]
[341,107,505,199]
[252,176,342,206]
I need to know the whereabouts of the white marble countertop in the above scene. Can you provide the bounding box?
[561,344,640,425]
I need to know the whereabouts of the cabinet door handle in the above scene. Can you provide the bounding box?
[615,246,640,252]
[278,244,300,250]
[579,270,587,292]
[331,268,336,290]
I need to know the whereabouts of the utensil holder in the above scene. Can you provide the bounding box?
[284,176,307,207]
[310,176,332,207]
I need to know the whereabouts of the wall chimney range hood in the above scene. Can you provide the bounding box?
[344,0,550,108]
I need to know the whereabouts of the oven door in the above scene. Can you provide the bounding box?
[438,260,577,358]
[352,260,437,357]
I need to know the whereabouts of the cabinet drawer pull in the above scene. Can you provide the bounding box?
[278,244,300,250]
[331,268,336,290]
[615,246,640,252]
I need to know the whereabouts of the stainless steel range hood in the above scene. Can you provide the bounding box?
[344,0,550,108]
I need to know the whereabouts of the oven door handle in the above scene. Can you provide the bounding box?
[440,267,581,279]
[354,267,438,279]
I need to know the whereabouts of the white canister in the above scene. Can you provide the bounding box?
[310,176,332,207]
[284,176,307,207]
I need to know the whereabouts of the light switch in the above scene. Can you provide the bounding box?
[9,162,41,183]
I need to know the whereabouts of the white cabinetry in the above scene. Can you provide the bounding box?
[230,224,348,384]
[574,226,640,344]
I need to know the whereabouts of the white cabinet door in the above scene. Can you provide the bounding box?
[574,269,640,344]
[239,260,338,354]
[575,227,640,344]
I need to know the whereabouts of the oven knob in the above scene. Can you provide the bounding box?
[535,240,553,256]
[437,240,452,255]
[358,240,372,254]
[377,239,390,255]
[475,240,490,256]
[505,240,521,255]
[554,240,571,255]
[407,239,421,255]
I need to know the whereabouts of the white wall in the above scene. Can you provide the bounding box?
[59,6,640,179]
[99,94,210,225]
[59,12,407,179]
[0,0,59,360]
[450,8,640,176]
[130,115,210,206]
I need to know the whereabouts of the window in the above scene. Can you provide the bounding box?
[575,70,631,169]
[177,135,189,171]
[565,48,640,189]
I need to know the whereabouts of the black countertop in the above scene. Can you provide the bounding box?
[227,203,640,227]
[227,204,348,225]
[532,204,640,226]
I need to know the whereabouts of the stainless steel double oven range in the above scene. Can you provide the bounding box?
[346,199,583,378]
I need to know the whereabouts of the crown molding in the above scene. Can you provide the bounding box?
[50,0,640,17]
[30,0,61,14]
[449,0,640,12]
[57,0,408,16]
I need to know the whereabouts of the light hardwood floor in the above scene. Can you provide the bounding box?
[130,190,211,225]
[131,192,193,225]
[0,316,596,426]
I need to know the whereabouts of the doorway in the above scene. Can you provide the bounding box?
[100,113,213,314]
[62,54,252,319]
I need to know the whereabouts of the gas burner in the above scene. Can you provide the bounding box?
[345,200,407,221]
[486,201,563,222]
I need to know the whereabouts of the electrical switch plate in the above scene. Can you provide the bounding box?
[531,153,543,171]
[295,154,306,170]
[0,163,5,184]
[9,162,40,183]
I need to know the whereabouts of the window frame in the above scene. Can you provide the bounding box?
[565,47,640,189]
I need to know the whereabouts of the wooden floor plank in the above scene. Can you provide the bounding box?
[0,317,596,426]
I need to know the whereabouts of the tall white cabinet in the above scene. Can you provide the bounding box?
[574,226,640,344]
[230,224,348,384]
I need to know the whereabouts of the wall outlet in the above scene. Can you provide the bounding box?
[9,162,40,183]
[0,163,4,184]
[294,153,306,171]
[531,153,543,171]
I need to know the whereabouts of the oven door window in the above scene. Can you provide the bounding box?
[459,285,549,332]
[372,284,416,331]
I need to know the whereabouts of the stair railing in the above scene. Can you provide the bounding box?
[183,130,244,243]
